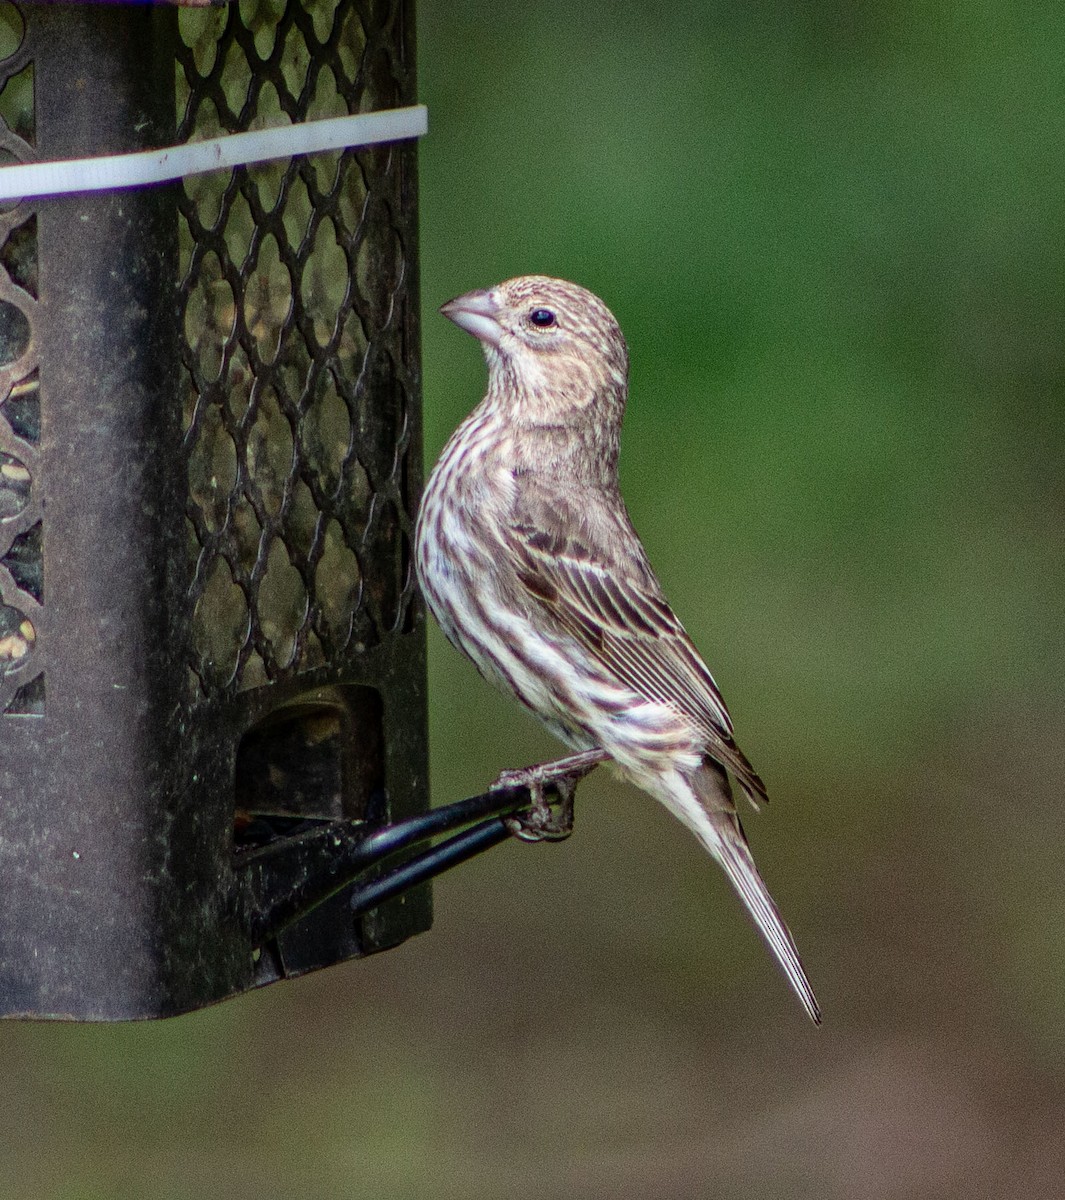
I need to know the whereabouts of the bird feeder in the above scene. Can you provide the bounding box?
[0,0,436,1020]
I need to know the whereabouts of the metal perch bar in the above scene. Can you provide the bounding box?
[349,818,514,916]
[236,782,565,945]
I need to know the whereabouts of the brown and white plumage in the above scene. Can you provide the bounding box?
[416,275,820,1024]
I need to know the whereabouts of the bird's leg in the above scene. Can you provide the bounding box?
[491,749,609,842]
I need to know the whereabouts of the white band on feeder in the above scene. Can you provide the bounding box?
[0,104,428,203]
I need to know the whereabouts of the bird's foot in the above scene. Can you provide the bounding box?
[492,766,574,841]
[490,750,607,842]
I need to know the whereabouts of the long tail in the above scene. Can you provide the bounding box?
[669,764,822,1025]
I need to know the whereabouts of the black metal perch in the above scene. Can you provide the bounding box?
[237,782,567,946]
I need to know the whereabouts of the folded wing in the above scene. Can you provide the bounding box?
[510,517,769,809]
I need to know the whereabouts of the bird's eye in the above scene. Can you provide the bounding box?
[529,308,556,328]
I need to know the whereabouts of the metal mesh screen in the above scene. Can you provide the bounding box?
[0,2,41,716]
[177,0,419,699]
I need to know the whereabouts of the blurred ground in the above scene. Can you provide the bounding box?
[3,1,1064,1197]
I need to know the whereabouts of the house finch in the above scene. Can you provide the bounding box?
[416,275,820,1024]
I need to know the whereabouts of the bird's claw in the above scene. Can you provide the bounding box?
[491,767,577,842]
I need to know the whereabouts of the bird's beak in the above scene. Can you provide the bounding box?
[439,289,504,348]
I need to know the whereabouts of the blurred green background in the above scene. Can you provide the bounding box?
[5,1,1065,1196]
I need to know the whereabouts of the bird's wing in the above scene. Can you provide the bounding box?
[509,515,768,808]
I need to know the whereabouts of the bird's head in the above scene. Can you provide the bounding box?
[440,275,629,422]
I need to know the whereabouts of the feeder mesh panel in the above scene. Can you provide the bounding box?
[0,0,421,711]
[177,0,419,699]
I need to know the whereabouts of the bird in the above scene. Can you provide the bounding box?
[415,275,820,1024]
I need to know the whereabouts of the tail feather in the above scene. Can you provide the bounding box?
[669,766,822,1025]
[711,822,822,1025]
